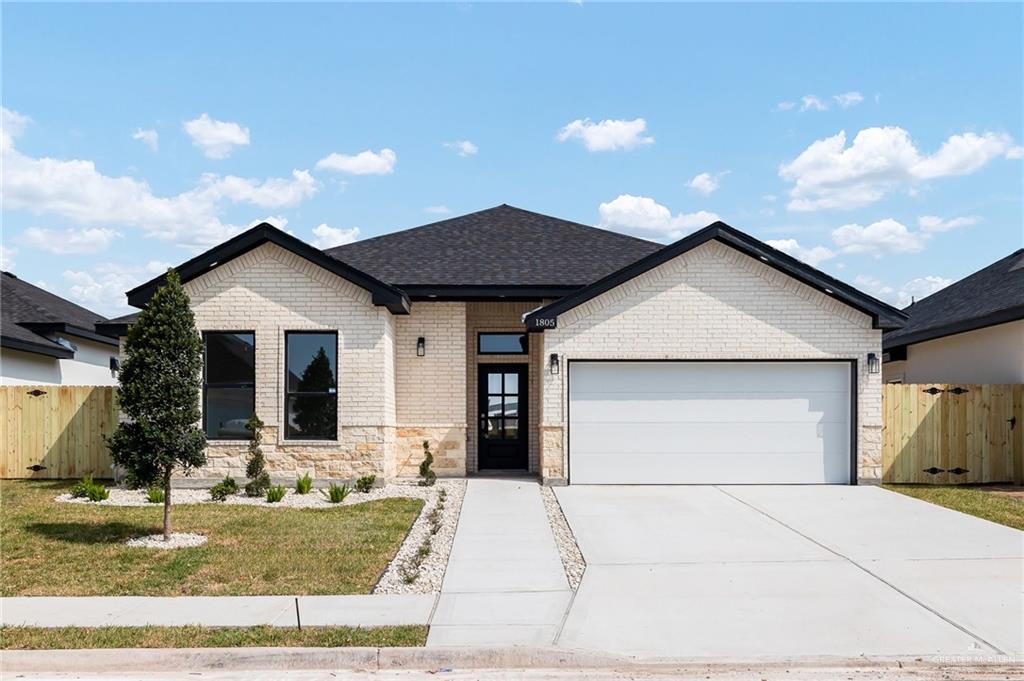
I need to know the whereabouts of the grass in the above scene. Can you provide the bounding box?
[884,484,1024,531]
[0,624,427,649]
[0,480,424,596]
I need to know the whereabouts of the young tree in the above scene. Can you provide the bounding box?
[108,269,206,540]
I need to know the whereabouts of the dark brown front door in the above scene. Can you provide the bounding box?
[478,364,528,470]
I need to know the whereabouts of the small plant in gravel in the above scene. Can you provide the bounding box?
[322,483,351,503]
[266,485,286,503]
[295,473,313,495]
[417,441,436,487]
[71,476,109,502]
[244,413,271,498]
[354,475,376,493]
[145,486,165,504]
[400,536,433,584]
[209,476,239,501]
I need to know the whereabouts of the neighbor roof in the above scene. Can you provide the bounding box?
[1,272,116,358]
[524,222,909,332]
[883,248,1024,350]
[325,204,662,295]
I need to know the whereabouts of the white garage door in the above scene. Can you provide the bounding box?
[568,361,851,484]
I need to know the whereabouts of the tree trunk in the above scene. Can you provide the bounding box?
[163,468,172,541]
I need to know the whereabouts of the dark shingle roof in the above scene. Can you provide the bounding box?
[1,272,114,357]
[883,249,1024,349]
[324,204,662,289]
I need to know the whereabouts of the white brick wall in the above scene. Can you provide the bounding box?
[395,302,467,424]
[540,241,883,481]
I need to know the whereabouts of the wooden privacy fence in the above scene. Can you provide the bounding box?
[0,386,117,479]
[882,384,1023,484]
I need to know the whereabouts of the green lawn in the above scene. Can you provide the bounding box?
[884,484,1024,531]
[0,480,423,596]
[0,625,427,649]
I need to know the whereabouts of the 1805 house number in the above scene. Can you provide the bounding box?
[534,318,556,328]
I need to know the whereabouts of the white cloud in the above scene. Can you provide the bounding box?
[597,194,720,240]
[311,223,360,249]
[315,148,396,175]
[776,101,796,112]
[132,128,159,151]
[556,118,654,152]
[687,171,727,196]
[917,215,980,233]
[800,95,829,112]
[854,274,953,309]
[831,218,926,257]
[183,114,250,159]
[424,205,451,215]
[61,261,172,315]
[444,140,478,156]
[833,91,864,108]
[765,238,836,267]
[780,127,1022,211]
[2,107,31,150]
[192,170,319,208]
[20,227,120,255]
[1,244,17,270]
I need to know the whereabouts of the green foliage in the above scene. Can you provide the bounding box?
[265,486,286,503]
[209,476,239,502]
[244,414,271,498]
[322,483,351,504]
[417,440,436,487]
[354,475,376,493]
[145,487,165,504]
[294,473,313,495]
[292,347,337,437]
[70,476,109,502]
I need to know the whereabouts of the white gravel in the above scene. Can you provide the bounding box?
[541,485,585,590]
[124,532,208,550]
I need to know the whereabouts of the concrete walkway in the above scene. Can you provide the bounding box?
[426,478,571,647]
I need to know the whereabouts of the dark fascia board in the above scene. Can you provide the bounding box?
[94,321,131,338]
[125,223,411,314]
[524,222,909,332]
[883,303,1024,352]
[18,322,120,347]
[401,284,581,301]
[1,335,74,359]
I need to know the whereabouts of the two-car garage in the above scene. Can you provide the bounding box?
[567,361,853,485]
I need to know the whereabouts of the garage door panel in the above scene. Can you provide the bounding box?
[569,362,847,394]
[571,451,849,485]
[572,421,849,455]
[571,393,849,424]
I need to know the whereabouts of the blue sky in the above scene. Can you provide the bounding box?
[3,2,1022,316]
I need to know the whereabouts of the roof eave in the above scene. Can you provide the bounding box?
[18,322,120,347]
[1,335,74,359]
[883,303,1024,351]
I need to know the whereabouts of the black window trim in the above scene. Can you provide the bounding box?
[283,330,339,441]
[477,331,529,356]
[202,330,256,441]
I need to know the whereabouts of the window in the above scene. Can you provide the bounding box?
[203,332,255,439]
[478,332,528,355]
[285,331,338,440]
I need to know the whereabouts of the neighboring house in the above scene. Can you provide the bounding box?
[883,249,1024,385]
[0,271,120,386]
[119,205,906,485]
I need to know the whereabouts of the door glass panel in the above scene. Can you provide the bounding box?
[487,373,501,393]
[504,418,518,439]
[504,373,518,394]
[504,396,518,416]
[487,396,503,416]
[485,417,502,439]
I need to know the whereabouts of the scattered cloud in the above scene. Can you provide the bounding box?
[61,260,171,314]
[765,238,836,267]
[833,91,864,109]
[183,113,250,159]
[780,127,1022,211]
[20,227,120,255]
[687,171,728,196]
[556,118,653,152]
[854,274,953,309]
[132,128,159,151]
[776,101,796,112]
[800,95,829,112]
[1,244,17,270]
[192,170,319,208]
[311,223,360,249]
[831,218,926,257]
[1,107,31,150]
[762,194,777,202]
[444,140,478,157]
[917,215,980,233]
[597,194,720,240]
[424,205,451,215]
[315,148,396,175]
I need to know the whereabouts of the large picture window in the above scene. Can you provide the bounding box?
[285,331,338,440]
[203,332,256,440]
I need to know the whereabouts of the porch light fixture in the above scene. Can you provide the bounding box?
[416,337,426,357]
[867,352,880,374]
[109,357,120,373]
[549,353,560,375]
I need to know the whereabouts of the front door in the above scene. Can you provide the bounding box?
[478,364,528,470]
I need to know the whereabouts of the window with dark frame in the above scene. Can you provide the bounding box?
[284,331,338,440]
[203,332,256,440]
[477,332,528,355]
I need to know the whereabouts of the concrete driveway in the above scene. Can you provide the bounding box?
[553,485,1023,659]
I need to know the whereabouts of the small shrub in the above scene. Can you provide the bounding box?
[355,475,376,493]
[266,485,286,503]
[145,486,165,504]
[322,483,351,503]
[71,476,109,502]
[295,473,313,495]
[244,413,270,497]
[418,441,437,487]
[209,476,239,502]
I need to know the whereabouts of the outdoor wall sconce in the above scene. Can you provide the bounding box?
[549,353,560,375]
[109,357,120,372]
[416,337,426,357]
[867,352,880,374]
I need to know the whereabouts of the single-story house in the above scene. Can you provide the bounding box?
[883,249,1024,385]
[120,205,906,485]
[1,271,120,386]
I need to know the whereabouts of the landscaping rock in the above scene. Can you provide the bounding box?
[541,486,585,590]
[124,532,208,549]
